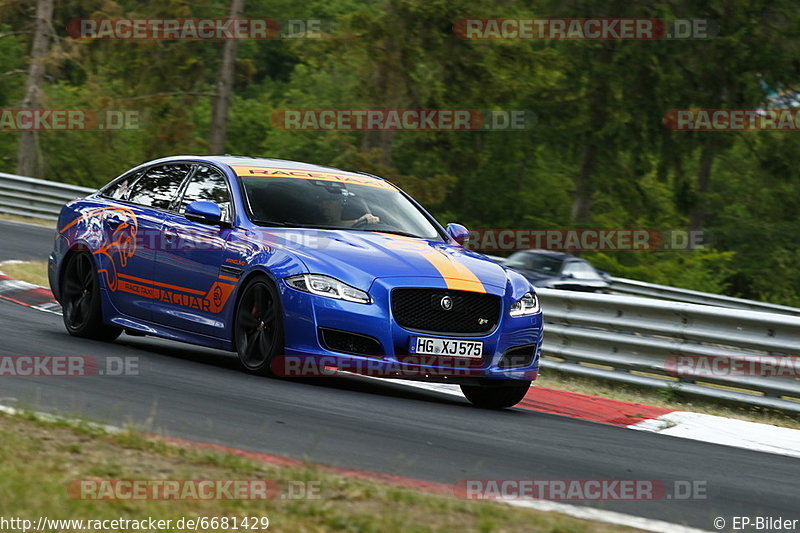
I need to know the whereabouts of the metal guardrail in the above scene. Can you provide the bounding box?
[608,276,800,317]
[537,288,800,413]
[484,254,800,317]
[0,172,95,221]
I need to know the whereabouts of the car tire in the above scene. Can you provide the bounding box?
[460,380,532,409]
[234,276,285,376]
[61,252,122,341]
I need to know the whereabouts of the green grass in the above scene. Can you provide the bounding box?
[0,411,639,533]
[0,260,50,287]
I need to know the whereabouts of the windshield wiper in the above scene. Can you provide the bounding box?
[254,222,348,231]
[361,229,425,239]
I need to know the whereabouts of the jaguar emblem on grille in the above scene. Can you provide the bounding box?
[440,295,453,311]
[477,318,488,325]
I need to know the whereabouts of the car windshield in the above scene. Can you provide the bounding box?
[240,175,442,240]
[506,252,564,274]
[561,260,602,280]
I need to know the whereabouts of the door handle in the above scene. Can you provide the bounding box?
[162,228,178,244]
[104,216,123,229]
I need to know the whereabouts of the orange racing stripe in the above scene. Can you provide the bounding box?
[379,233,486,293]
[117,273,207,295]
[231,166,396,191]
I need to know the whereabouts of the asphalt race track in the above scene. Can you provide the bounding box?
[1,219,798,531]
[0,219,55,261]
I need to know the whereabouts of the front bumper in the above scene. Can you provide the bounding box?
[278,276,543,383]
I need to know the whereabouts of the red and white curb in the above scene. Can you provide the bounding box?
[0,262,61,315]
[2,263,799,461]
[371,380,800,460]
[629,411,800,458]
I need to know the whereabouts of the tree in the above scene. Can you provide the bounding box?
[16,0,52,177]
[209,0,244,154]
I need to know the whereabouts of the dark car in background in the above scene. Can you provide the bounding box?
[503,250,610,292]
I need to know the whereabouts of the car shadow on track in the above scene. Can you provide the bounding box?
[291,375,470,406]
[25,324,555,417]
[112,335,473,408]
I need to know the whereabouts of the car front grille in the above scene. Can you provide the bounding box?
[391,288,501,335]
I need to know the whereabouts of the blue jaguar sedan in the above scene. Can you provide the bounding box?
[49,156,543,408]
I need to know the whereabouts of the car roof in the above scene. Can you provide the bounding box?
[148,154,387,182]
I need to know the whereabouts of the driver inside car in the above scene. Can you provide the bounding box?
[318,186,380,227]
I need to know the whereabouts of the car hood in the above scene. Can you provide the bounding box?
[252,229,513,294]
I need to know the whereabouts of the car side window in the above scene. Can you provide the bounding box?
[103,170,145,201]
[125,164,192,209]
[179,165,232,222]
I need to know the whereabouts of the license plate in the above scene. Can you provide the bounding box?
[412,337,483,358]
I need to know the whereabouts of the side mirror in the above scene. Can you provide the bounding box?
[445,223,470,246]
[185,201,223,225]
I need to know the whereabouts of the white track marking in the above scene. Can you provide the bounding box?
[629,411,800,459]
[32,301,63,315]
[506,499,711,533]
[0,404,120,434]
[0,278,40,293]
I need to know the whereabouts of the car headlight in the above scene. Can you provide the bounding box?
[284,274,371,304]
[510,292,540,316]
